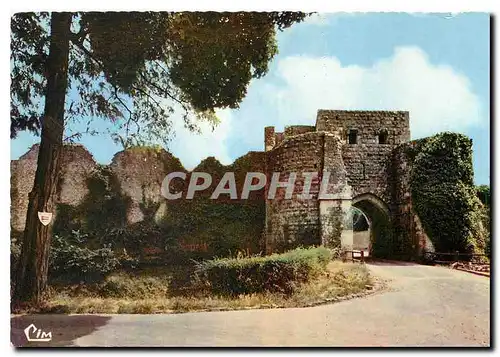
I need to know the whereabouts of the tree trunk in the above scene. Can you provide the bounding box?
[13,12,72,304]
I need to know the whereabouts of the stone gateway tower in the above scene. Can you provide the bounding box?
[264,110,430,256]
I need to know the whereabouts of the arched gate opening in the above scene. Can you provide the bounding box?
[349,193,393,258]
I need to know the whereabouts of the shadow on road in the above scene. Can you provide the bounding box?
[11,314,111,347]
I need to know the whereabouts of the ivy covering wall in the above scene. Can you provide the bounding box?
[50,155,266,263]
[164,198,265,257]
[53,165,130,241]
[409,132,486,254]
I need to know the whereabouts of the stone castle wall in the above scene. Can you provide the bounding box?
[11,109,437,259]
[392,143,434,255]
[264,132,325,252]
[11,145,263,231]
[109,147,185,224]
[11,144,268,255]
[10,144,99,232]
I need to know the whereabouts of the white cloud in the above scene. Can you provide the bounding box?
[256,46,483,140]
[302,13,356,27]
[168,109,233,170]
[303,13,333,26]
[168,46,483,168]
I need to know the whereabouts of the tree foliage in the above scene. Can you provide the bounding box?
[10,11,306,303]
[11,11,307,147]
[476,184,490,207]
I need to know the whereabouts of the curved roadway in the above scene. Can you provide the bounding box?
[11,261,490,347]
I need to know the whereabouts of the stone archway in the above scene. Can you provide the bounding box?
[351,193,392,258]
[349,206,371,255]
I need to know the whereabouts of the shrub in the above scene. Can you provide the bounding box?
[102,221,171,256]
[49,230,120,283]
[193,246,332,296]
[94,274,171,298]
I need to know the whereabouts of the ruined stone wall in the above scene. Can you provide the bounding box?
[321,134,353,250]
[57,145,100,205]
[11,144,267,256]
[10,145,187,232]
[167,151,267,254]
[11,144,98,232]
[11,147,38,232]
[264,125,315,152]
[284,125,316,138]
[316,110,410,144]
[109,147,185,224]
[231,151,267,201]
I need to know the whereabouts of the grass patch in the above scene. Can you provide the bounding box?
[32,260,372,314]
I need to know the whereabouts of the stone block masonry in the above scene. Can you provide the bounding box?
[264,110,417,255]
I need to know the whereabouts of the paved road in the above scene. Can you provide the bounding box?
[11,261,490,347]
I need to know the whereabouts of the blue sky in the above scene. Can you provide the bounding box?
[11,12,490,185]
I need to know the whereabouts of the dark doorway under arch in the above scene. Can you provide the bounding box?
[351,194,393,258]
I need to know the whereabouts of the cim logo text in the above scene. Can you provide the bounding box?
[24,323,52,342]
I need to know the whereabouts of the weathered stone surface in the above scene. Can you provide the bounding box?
[317,110,409,202]
[264,110,417,255]
[265,132,326,252]
[392,142,434,255]
[109,147,185,224]
[10,144,98,231]
[57,145,99,206]
[11,146,38,232]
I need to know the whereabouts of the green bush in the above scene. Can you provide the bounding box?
[193,246,331,296]
[102,221,170,255]
[49,230,120,283]
[95,274,170,298]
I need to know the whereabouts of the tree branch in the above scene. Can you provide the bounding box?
[138,70,190,114]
